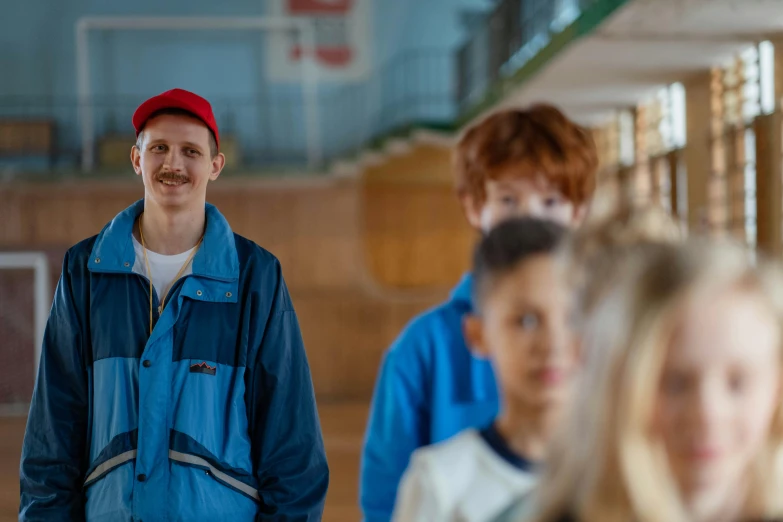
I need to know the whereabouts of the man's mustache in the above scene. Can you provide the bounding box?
[155,171,190,183]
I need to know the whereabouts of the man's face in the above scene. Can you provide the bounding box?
[131,113,225,210]
[463,165,585,232]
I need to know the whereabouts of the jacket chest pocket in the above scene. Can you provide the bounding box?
[169,360,250,451]
[172,305,246,367]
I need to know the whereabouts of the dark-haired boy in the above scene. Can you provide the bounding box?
[393,218,577,521]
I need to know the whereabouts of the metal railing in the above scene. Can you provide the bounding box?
[0,0,611,175]
[456,0,592,109]
[0,49,454,174]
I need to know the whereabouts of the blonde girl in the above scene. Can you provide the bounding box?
[525,239,783,522]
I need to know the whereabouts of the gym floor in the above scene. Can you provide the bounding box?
[0,402,368,522]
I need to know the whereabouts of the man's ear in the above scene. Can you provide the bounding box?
[210,152,226,181]
[131,146,142,176]
[460,194,484,230]
[464,314,490,359]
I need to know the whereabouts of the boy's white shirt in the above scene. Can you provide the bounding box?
[392,428,537,522]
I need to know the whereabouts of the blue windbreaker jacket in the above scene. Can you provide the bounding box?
[19,200,329,522]
[359,274,499,522]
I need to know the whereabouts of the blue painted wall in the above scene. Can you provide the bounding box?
[1,0,491,168]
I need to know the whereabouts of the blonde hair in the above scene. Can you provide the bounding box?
[528,239,783,522]
[561,202,683,324]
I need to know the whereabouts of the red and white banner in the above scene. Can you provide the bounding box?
[266,0,371,82]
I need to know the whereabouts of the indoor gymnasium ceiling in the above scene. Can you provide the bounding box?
[500,0,783,125]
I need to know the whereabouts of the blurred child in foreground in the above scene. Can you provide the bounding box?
[520,235,783,522]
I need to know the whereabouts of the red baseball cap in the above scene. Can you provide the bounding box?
[132,88,219,149]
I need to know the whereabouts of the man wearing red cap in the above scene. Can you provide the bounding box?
[19,89,329,521]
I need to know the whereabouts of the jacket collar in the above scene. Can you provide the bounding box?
[88,199,239,282]
[450,272,474,309]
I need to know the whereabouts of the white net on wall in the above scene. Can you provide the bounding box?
[0,252,51,416]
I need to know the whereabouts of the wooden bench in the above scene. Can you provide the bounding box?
[0,120,56,166]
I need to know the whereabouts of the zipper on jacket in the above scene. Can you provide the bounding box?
[136,274,197,333]
[136,274,161,332]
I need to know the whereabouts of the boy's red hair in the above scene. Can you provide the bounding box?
[454,104,598,206]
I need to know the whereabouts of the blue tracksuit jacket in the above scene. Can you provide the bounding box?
[359,274,499,522]
[19,200,329,521]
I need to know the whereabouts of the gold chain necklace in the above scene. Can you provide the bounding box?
[138,213,204,335]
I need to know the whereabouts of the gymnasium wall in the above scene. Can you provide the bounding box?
[0,0,490,164]
[0,143,475,400]
[362,143,476,288]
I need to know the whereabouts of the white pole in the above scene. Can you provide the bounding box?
[299,19,323,170]
[33,255,50,378]
[76,19,94,172]
[0,253,50,381]
[80,16,314,31]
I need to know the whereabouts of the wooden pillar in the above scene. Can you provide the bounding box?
[708,68,730,236]
[729,57,748,242]
[776,39,783,110]
[726,125,746,241]
[684,71,713,233]
[649,156,666,211]
[588,118,623,219]
[756,42,783,256]
[632,106,652,205]
[755,112,782,256]
[667,150,680,218]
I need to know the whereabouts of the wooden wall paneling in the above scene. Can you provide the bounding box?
[0,177,467,399]
[65,193,101,245]
[294,290,386,399]
[362,183,474,289]
[294,288,447,399]
[362,145,453,185]
[227,190,298,275]
[287,185,361,291]
[0,187,24,246]
[34,192,70,244]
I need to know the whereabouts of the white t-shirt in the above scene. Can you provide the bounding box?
[392,425,538,522]
[132,235,195,301]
